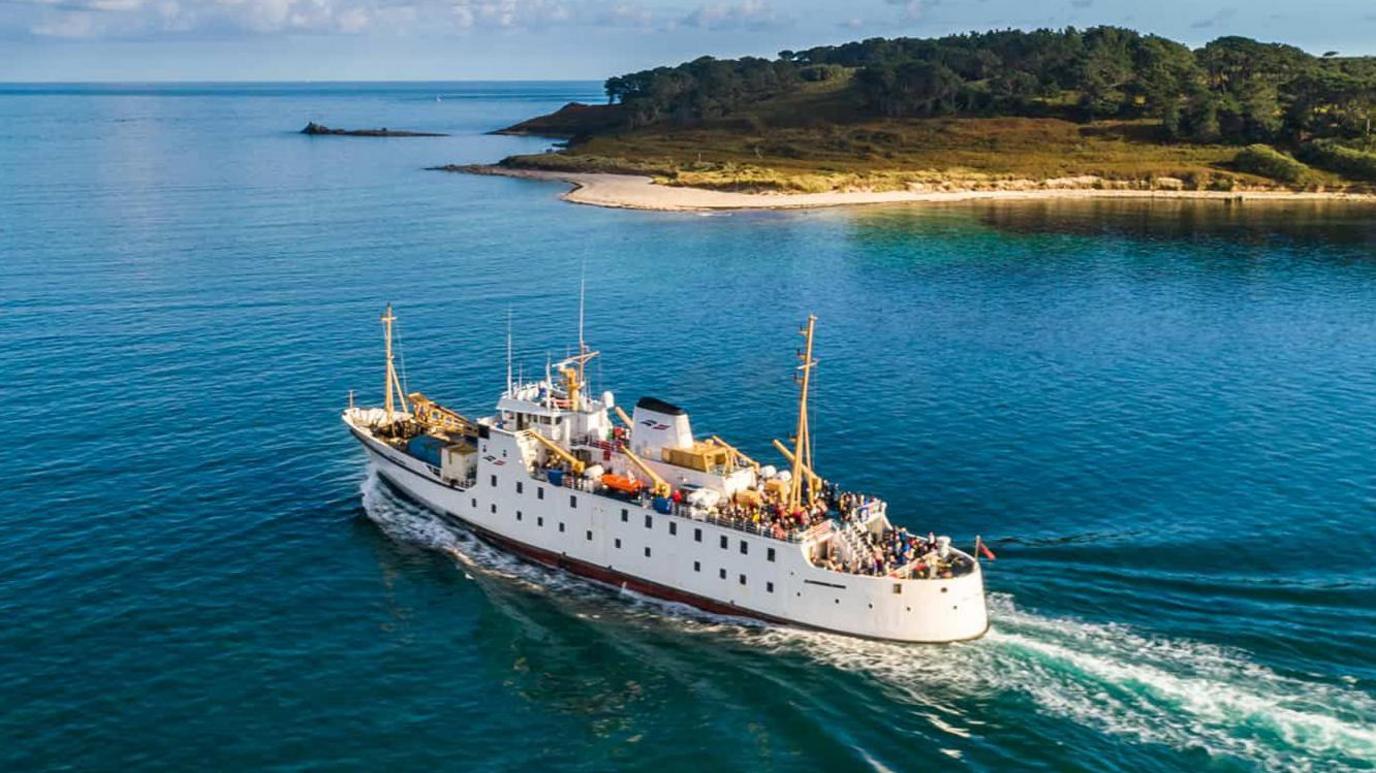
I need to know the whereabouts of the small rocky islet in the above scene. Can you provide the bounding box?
[300,121,447,137]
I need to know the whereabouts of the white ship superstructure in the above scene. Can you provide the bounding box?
[344,306,989,643]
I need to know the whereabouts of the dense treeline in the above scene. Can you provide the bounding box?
[602,28,1376,148]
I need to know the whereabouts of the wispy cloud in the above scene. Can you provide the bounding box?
[678,0,788,31]
[885,0,924,22]
[1190,6,1236,29]
[10,0,672,38]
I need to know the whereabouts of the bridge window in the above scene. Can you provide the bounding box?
[767,547,776,562]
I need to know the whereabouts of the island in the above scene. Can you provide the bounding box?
[301,122,447,137]
[442,29,1376,210]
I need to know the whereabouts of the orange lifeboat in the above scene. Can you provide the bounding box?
[601,474,643,495]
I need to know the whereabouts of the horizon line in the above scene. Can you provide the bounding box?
[0,78,606,85]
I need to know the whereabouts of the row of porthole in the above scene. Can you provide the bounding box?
[475,496,791,598]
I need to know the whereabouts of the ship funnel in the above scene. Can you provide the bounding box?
[629,396,693,457]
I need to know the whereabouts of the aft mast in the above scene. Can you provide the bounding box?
[788,315,818,513]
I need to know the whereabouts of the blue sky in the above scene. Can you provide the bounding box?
[4,0,1376,81]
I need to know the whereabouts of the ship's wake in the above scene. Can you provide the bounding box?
[358,470,1374,771]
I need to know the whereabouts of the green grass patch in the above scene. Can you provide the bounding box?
[1231,144,1318,186]
[1302,139,1376,182]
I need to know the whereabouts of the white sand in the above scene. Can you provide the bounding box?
[459,165,1375,212]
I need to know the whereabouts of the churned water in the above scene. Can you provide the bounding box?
[1,82,1374,772]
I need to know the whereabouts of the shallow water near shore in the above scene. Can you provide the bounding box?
[2,82,1375,772]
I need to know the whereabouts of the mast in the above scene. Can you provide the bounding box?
[381,303,407,422]
[577,270,587,383]
[506,308,514,396]
[788,315,818,513]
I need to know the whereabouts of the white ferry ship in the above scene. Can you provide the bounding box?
[345,305,989,642]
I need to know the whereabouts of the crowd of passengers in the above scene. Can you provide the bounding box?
[539,459,969,577]
[818,525,970,579]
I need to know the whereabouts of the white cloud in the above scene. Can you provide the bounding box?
[597,1,653,27]
[885,0,924,22]
[21,0,582,37]
[679,0,788,31]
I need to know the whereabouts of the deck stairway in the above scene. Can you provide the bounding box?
[834,519,874,567]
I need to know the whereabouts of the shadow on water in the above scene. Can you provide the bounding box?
[357,470,1376,772]
[848,198,1376,249]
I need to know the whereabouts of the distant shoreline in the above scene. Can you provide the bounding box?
[437,164,1376,212]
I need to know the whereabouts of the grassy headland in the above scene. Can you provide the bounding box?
[490,29,1376,196]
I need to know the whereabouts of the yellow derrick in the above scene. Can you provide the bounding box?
[526,429,585,474]
[709,435,759,471]
[407,392,474,435]
[772,438,823,493]
[788,315,818,512]
[620,444,671,497]
[609,404,670,496]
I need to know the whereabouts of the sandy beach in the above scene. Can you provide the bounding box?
[450,164,1376,212]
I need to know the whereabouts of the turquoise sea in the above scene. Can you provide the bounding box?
[2,82,1374,771]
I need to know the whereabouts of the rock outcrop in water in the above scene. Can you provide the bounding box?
[301,122,447,137]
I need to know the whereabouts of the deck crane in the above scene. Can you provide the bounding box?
[525,429,586,474]
[610,405,671,496]
[772,438,823,496]
[709,435,759,471]
[407,392,475,436]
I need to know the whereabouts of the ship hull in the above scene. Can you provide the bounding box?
[349,414,990,643]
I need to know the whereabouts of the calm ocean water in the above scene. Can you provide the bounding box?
[2,82,1374,772]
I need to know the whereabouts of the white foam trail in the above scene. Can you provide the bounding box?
[357,471,1375,771]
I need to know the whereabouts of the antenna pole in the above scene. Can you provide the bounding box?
[506,307,514,396]
[788,315,818,513]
